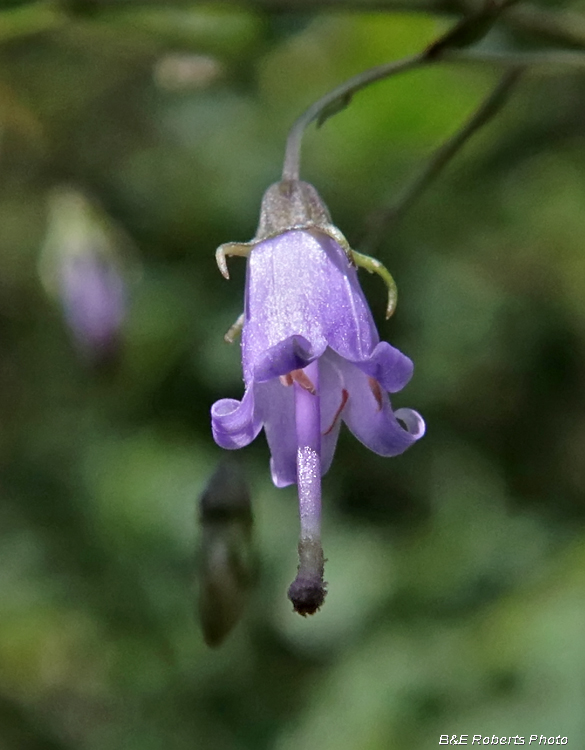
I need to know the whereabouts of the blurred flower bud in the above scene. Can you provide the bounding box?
[153,53,222,91]
[39,187,131,367]
[197,460,255,648]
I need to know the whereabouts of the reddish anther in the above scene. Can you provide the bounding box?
[323,388,349,436]
[368,377,384,412]
[280,368,317,395]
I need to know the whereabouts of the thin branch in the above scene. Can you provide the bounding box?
[80,0,585,60]
[76,0,585,47]
[425,0,521,59]
[76,0,462,11]
[361,68,522,252]
[78,0,585,47]
[444,48,585,69]
[283,40,585,183]
[506,3,585,51]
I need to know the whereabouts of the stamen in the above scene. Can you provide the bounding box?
[279,368,316,394]
[323,388,349,435]
[291,368,316,395]
[368,377,384,412]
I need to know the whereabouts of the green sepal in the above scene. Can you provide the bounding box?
[352,249,398,319]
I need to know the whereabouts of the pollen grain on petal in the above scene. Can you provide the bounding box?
[323,388,349,435]
[368,377,384,412]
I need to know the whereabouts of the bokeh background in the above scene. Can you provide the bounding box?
[1,1,585,748]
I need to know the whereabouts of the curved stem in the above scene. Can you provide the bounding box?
[281,41,585,184]
[281,0,526,181]
[282,52,426,181]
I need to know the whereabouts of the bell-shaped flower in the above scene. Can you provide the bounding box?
[211,180,424,614]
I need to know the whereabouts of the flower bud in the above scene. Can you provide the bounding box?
[197,460,256,647]
[39,187,128,367]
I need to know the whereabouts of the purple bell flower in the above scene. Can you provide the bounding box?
[211,180,424,614]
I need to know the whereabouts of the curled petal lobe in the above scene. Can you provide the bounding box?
[394,408,426,441]
[211,386,262,450]
[334,353,425,457]
[353,341,414,393]
[253,335,319,383]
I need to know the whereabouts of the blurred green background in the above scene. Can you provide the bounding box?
[1,1,585,748]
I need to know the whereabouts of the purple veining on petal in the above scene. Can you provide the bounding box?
[352,340,414,393]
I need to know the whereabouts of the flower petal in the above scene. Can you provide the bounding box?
[336,355,425,456]
[242,230,379,382]
[352,340,413,393]
[211,385,261,450]
[256,355,344,485]
[253,334,320,383]
[394,407,426,440]
[256,379,297,488]
[319,351,345,476]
